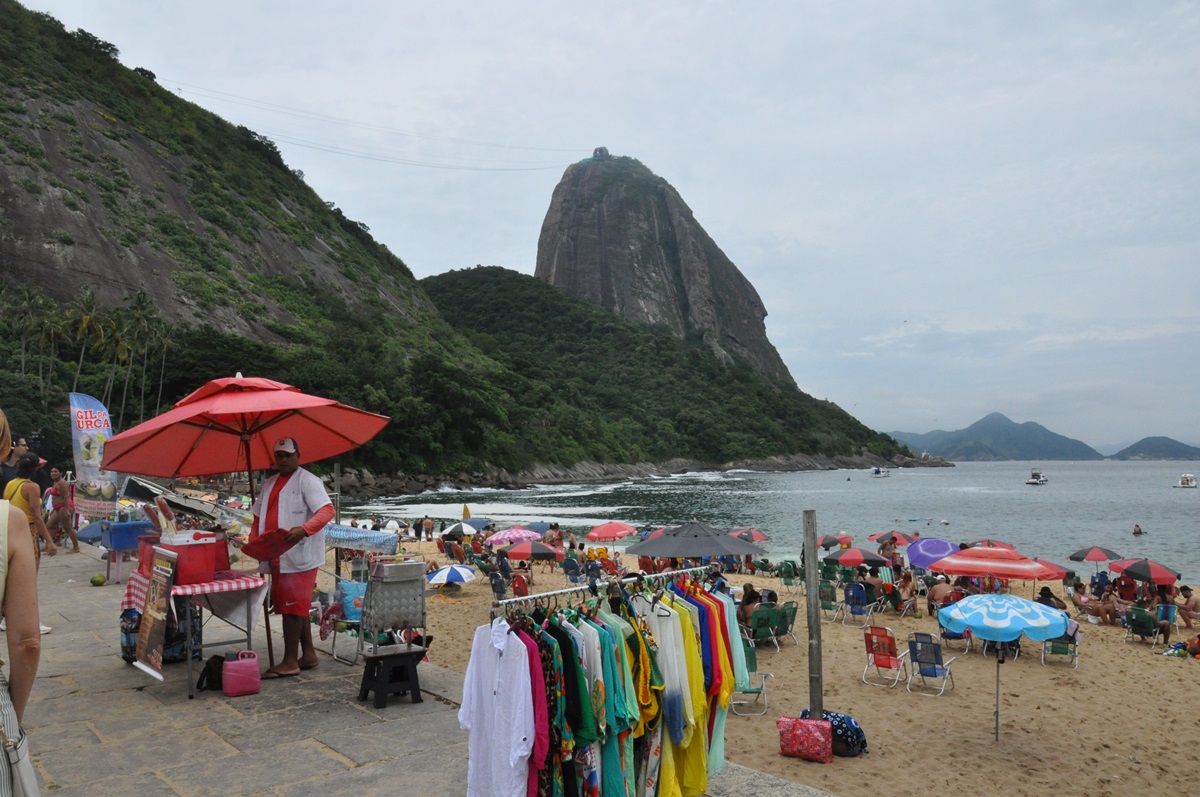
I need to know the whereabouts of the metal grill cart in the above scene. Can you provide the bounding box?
[329,558,427,665]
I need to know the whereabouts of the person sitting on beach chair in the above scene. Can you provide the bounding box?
[1071,580,1117,625]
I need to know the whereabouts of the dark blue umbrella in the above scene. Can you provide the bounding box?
[524,521,553,533]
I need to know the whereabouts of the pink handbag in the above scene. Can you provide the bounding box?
[776,716,833,763]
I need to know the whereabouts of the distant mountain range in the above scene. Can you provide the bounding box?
[890,413,1200,461]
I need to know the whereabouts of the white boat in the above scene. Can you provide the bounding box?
[1175,473,1197,488]
[1025,468,1048,486]
[870,467,890,478]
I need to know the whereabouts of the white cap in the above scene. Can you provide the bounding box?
[935,574,947,581]
[273,437,298,454]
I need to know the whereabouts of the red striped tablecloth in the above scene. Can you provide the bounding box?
[122,570,267,612]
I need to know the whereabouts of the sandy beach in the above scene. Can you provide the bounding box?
[315,539,1200,797]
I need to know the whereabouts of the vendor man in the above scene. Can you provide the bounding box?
[250,437,335,679]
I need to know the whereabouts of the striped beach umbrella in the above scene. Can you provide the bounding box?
[426,565,477,585]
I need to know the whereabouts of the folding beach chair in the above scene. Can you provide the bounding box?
[1124,606,1163,649]
[842,583,876,628]
[777,560,801,594]
[561,557,586,584]
[1041,629,1080,669]
[935,588,972,652]
[511,573,530,598]
[863,625,908,688]
[488,571,508,601]
[1157,603,1181,635]
[819,580,843,623]
[772,600,800,645]
[731,638,773,716]
[906,632,957,697]
[741,603,780,651]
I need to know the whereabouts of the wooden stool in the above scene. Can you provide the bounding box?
[358,644,425,708]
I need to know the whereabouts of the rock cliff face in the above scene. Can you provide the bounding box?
[535,152,794,384]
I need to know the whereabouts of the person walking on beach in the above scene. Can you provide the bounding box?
[46,465,79,553]
[3,452,57,568]
[250,437,335,679]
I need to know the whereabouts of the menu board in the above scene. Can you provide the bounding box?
[133,546,177,680]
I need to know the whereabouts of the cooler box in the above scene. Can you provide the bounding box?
[165,541,231,585]
[102,521,157,552]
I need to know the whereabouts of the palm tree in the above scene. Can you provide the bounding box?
[11,285,47,377]
[125,289,159,424]
[68,288,104,393]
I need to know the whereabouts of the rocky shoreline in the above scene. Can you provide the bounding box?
[331,452,952,499]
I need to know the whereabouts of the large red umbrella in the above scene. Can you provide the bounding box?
[101,375,389,499]
[823,547,889,568]
[1109,558,1181,585]
[928,546,1066,581]
[587,521,638,542]
[500,540,565,561]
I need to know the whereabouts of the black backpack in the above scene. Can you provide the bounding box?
[800,709,868,756]
[195,655,225,692]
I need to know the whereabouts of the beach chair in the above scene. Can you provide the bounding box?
[1157,603,1181,635]
[638,555,657,574]
[772,600,800,645]
[511,573,530,598]
[742,603,780,651]
[1124,606,1162,649]
[819,561,839,584]
[489,572,508,601]
[450,543,466,565]
[497,555,514,583]
[819,581,843,623]
[906,632,957,697]
[435,539,445,556]
[862,625,908,688]
[1041,630,1080,669]
[731,638,774,716]
[880,584,916,618]
[585,560,603,580]
[598,557,626,577]
[842,583,876,628]
[471,540,484,555]
[937,616,973,653]
[778,560,801,594]
[561,557,586,584]
[1089,572,1109,599]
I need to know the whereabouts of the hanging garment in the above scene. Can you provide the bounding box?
[460,618,535,797]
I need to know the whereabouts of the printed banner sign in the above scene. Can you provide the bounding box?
[133,546,177,681]
[68,392,119,518]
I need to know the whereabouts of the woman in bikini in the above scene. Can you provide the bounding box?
[46,466,79,553]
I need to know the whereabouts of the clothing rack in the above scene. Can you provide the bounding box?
[494,563,718,613]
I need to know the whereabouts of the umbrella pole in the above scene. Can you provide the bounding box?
[994,657,1001,742]
[243,436,275,668]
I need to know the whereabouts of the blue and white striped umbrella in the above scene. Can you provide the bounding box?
[426,565,477,586]
[939,593,1069,642]
[939,593,1071,742]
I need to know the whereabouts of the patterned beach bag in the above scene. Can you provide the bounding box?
[776,716,833,763]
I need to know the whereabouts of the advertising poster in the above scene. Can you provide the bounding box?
[68,392,119,518]
[133,546,178,681]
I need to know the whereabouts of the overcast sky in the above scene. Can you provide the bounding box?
[24,1,1200,450]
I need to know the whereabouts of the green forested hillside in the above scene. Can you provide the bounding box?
[421,267,905,464]
[0,0,906,477]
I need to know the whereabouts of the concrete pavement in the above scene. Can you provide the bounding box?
[19,547,835,796]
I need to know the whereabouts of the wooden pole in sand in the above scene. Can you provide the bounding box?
[803,509,823,717]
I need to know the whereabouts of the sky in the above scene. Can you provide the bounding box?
[23,1,1200,451]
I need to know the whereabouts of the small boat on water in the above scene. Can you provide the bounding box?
[1025,468,1048,486]
[1175,473,1197,488]
[870,466,890,478]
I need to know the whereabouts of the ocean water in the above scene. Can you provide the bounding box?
[350,461,1200,580]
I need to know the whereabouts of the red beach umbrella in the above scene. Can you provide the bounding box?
[587,521,638,542]
[868,530,916,546]
[823,547,890,568]
[730,528,768,542]
[101,375,389,500]
[928,546,1065,581]
[971,538,1016,549]
[500,540,566,561]
[1068,546,1122,573]
[1109,558,1181,585]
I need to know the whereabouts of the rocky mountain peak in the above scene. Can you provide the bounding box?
[534,153,794,384]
